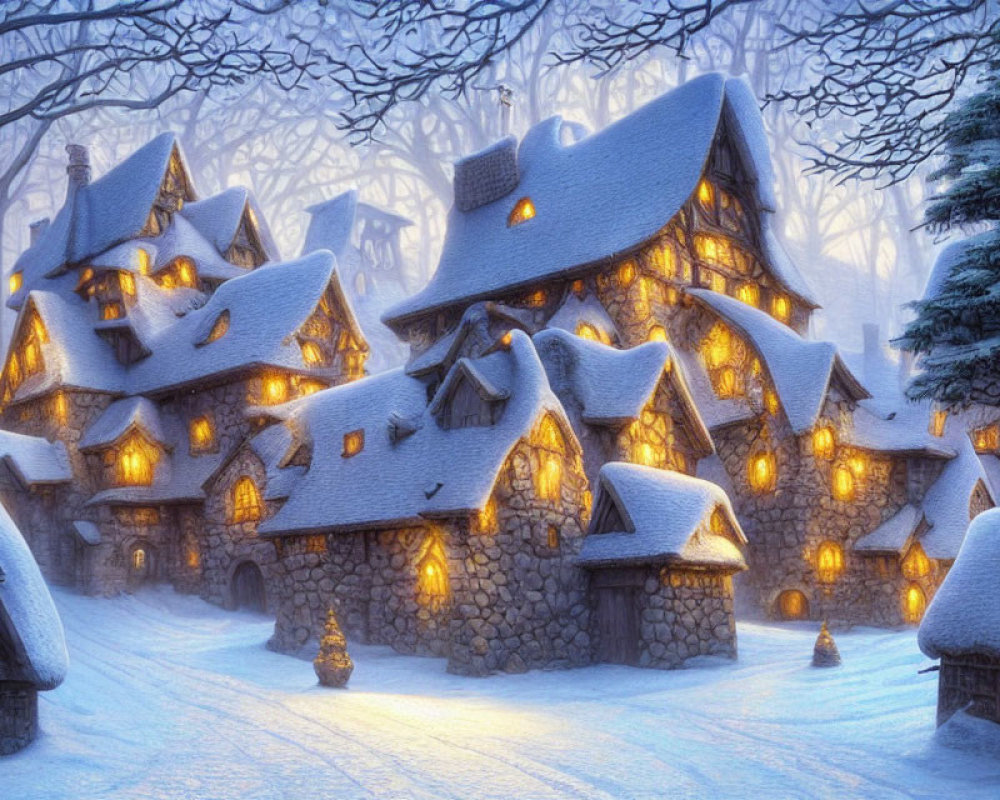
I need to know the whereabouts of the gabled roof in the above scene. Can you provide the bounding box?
[303,190,358,259]
[180,187,279,262]
[689,289,869,433]
[0,503,68,689]
[546,294,620,344]
[533,328,714,454]
[385,74,814,327]
[9,133,189,308]
[257,330,575,535]
[920,440,994,560]
[0,429,72,485]
[919,507,1000,659]
[427,359,509,416]
[577,463,746,570]
[79,397,168,451]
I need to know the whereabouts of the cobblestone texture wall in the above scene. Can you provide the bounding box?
[0,685,38,756]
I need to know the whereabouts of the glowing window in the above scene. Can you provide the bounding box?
[31,314,48,344]
[417,533,449,608]
[536,452,562,502]
[716,367,737,398]
[697,179,715,210]
[342,429,364,458]
[301,340,326,366]
[617,260,636,288]
[576,322,603,343]
[572,279,586,297]
[633,440,657,467]
[832,466,855,501]
[748,451,776,493]
[736,283,759,307]
[647,325,667,342]
[652,242,677,278]
[816,541,844,583]
[190,416,214,451]
[709,272,727,294]
[231,476,263,523]
[508,197,536,227]
[118,437,154,486]
[771,294,791,323]
[478,497,498,533]
[305,535,326,554]
[186,548,200,569]
[710,507,728,535]
[203,311,229,345]
[901,542,931,579]
[132,548,146,572]
[53,392,69,424]
[764,389,779,416]
[101,302,123,321]
[777,590,808,620]
[813,426,835,460]
[973,425,999,453]
[8,271,22,295]
[848,456,866,478]
[930,410,947,438]
[137,249,150,275]
[547,525,560,549]
[120,271,136,296]
[695,234,731,266]
[526,289,547,308]
[177,258,196,287]
[260,374,288,405]
[701,323,732,370]
[902,583,926,624]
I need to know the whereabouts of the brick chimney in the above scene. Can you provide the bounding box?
[453,136,519,213]
[65,144,91,196]
[28,218,50,246]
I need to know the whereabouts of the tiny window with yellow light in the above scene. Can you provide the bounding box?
[816,540,844,583]
[736,283,759,308]
[929,409,947,438]
[189,415,215,452]
[417,533,450,609]
[231,476,263,524]
[259,373,288,405]
[748,451,776,493]
[832,465,855,501]
[342,429,364,458]
[696,179,715,212]
[8,271,22,296]
[812,426,835,460]
[202,310,230,345]
[771,294,791,323]
[973,424,999,453]
[117,435,156,486]
[617,260,636,288]
[508,197,536,227]
[647,325,667,342]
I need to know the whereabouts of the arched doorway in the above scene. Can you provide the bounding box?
[776,589,809,621]
[231,561,266,613]
[902,583,926,624]
[128,543,154,586]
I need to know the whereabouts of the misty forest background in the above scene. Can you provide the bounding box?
[1,0,994,356]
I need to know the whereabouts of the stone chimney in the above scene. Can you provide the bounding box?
[28,218,50,246]
[453,136,519,213]
[65,144,91,196]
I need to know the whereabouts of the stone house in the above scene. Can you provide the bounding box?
[0,502,67,755]
[376,72,995,627]
[919,508,1000,727]
[0,134,368,604]
[578,463,746,668]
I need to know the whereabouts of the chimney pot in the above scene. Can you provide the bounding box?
[66,143,91,189]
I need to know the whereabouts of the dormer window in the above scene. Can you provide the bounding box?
[301,340,329,367]
[771,294,791,323]
[120,271,136,297]
[230,476,263,523]
[508,197,536,227]
[200,310,229,346]
[973,424,999,453]
[189,416,215,452]
[116,434,157,486]
[259,373,288,405]
[342,429,364,458]
[101,302,124,321]
[154,257,197,289]
[8,271,22,295]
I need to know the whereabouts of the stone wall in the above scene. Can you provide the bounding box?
[0,684,37,756]
[639,568,737,667]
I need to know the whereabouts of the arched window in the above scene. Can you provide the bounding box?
[697,179,715,211]
[832,466,855,501]
[901,542,930,579]
[748,451,776,493]
[816,541,845,583]
[813,426,835,460]
[417,533,449,609]
[532,415,566,503]
[118,436,155,486]
[231,476,263,524]
[777,589,809,620]
[617,260,636,288]
[902,583,926,624]
[9,271,23,295]
[508,197,536,227]
[203,311,229,345]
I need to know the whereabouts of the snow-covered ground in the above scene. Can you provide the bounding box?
[6,587,1000,800]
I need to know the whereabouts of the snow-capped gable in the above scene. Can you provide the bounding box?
[303,190,358,259]
[79,396,168,451]
[689,289,868,433]
[578,463,746,569]
[920,439,994,560]
[0,429,72,486]
[919,507,1000,659]
[0,503,68,689]
[854,504,923,554]
[258,330,574,535]
[180,187,278,263]
[385,74,813,327]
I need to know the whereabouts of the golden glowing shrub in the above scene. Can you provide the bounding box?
[231,476,263,523]
[508,197,536,227]
[901,542,931,579]
[902,583,926,624]
[748,451,776,492]
[813,426,835,459]
[816,540,845,583]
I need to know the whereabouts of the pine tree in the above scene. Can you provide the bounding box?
[897,62,1000,406]
[313,607,354,688]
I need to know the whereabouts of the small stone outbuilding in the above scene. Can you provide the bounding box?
[578,463,746,668]
[919,507,1000,727]
[0,504,68,754]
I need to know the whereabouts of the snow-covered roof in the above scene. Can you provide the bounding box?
[180,186,279,263]
[72,520,101,546]
[689,289,868,433]
[0,429,72,486]
[845,404,954,458]
[0,503,68,689]
[919,507,1000,658]
[920,439,994,560]
[921,232,993,304]
[577,463,746,570]
[79,397,168,451]
[258,330,575,535]
[546,294,621,345]
[303,190,359,259]
[9,133,187,307]
[854,504,923,554]
[385,74,814,327]
[532,328,713,453]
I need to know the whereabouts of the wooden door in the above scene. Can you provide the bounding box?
[595,586,639,665]
[232,561,266,612]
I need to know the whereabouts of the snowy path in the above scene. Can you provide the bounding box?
[4,588,1000,799]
